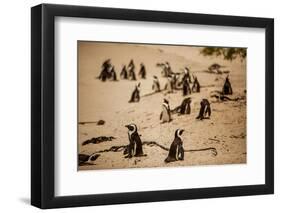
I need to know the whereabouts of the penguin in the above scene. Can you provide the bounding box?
[110,66,117,81]
[98,59,111,81]
[171,73,178,90]
[124,123,145,158]
[128,66,136,81]
[165,129,185,163]
[128,59,136,80]
[196,99,211,120]
[128,59,135,68]
[164,75,174,93]
[222,75,233,95]
[182,78,191,96]
[191,76,200,93]
[129,83,141,103]
[183,67,192,83]
[139,63,146,79]
[78,153,100,166]
[152,76,161,92]
[178,97,192,115]
[165,62,173,76]
[120,65,128,79]
[160,98,172,123]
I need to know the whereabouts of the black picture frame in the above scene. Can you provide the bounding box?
[31,3,274,209]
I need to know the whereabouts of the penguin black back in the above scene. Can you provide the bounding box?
[222,75,233,95]
[165,129,185,163]
[129,83,141,103]
[196,99,211,120]
[124,124,145,158]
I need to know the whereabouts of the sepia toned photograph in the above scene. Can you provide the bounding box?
[78,41,247,171]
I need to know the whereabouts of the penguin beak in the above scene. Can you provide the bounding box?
[180,129,185,135]
[125,125,129,128]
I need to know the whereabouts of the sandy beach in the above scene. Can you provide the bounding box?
[78,41,246,171]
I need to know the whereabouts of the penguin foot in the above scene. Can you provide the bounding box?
[135,154,147,157]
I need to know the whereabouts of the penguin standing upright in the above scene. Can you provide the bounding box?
[179,97,192,115]
[160,99,172,123]
[165,75,174,93]
[191,76,200,93]
[165,129,185,163]
[161,62,168,77]
[222,75,233,95]
[129,83,141,103]
[124,124,145,158]
[99,59,111,81]
[139,63,146,79]
[171,73,178,90]
[182,78,191,96]
[172,97,192,115]
[152,76,161,92]
[196,99,211,120]
[183,67,192,83]
[110,66,117,81]
[165,62,173,76]
[128,59,136,80]
[120,65,128,79]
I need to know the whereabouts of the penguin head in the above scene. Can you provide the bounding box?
[175,129,185,138]
[125,123,137,133]
[163,98,169,105]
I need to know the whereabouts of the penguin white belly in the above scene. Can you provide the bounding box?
[162,106,169,122]
[175,145,179,160]
[133,142,137,156]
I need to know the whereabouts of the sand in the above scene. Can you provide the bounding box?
[78,41,246,171]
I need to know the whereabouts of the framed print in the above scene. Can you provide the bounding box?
[31,4,274,209]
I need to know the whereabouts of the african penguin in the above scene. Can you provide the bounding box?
[165,75,174,93]
[182,78,191,96]
[78,153,100,166]
[120,65,128,79]
[160,98,172,123]
[124,124,145,158]
[196,99,211,120]
[99,59,111,82]
[222,75,233,95]
[128,59,136,80]
[152,76,161,92]
[179,97,192,115]
[191,76,200,93]
[129,83,141,103]
[139,63,146,79]
[165,129,185,163]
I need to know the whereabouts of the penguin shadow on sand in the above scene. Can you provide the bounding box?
[129,83,141,103]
